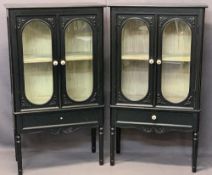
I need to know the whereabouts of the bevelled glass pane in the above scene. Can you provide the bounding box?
[121,19,149,101]
[161,19,191,103]
[22,20,53,105]
[65,20,93,102]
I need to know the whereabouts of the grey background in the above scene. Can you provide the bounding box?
[0,0,212,174]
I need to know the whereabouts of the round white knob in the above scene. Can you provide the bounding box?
[151,115,157,121]
[60,117,64,120]
[157,59,162,65]
[53,60,58,66]
[60,60,66,65]
[149,59,154,64]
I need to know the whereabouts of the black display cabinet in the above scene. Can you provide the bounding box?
[7,7,104,175]
[110,5,207,172]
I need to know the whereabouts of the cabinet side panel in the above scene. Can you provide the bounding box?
[8,10,21,112]
[195,8,205,110]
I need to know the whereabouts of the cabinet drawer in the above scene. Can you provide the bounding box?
[20,108,102,131]
[115,108,198,129]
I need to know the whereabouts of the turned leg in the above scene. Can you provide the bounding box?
[99,127,104,165]
[110,127,115,165]
[116,128,121,154]
[15,134,23,175]
[192,131,199,173]
[91,128,96,153]
[14,131,18,161]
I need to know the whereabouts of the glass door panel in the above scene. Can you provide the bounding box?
[65,19,93,102]
[161,19,191,103]
[121,19,149,101]
[22,20,53,105]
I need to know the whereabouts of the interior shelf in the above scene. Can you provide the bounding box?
[122,54,149,61]
[122,54,190,62]
[24,56,51,64]
[24,54,92,64]
[66,53,92,61]
[163,55,190,62]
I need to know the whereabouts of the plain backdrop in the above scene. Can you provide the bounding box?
[0,0,212,174]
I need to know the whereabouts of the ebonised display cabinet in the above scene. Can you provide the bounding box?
[7,7,104,175]
[110,5,207,172]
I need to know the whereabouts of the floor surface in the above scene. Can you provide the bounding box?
[1,147,212,175]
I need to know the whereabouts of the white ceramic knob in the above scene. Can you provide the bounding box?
[53,60,58,66]
[157,59,162,65]
[60,60,66,66]
[151,115,157,121]
[149,59,154,64]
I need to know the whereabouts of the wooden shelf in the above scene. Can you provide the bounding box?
[163,55,190,62]
[24,56,51,64]
[122,54,190,62]
[66,54,92,61]
[122,54,149,61]
[24,54,92,64]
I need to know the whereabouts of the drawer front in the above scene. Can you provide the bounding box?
[20,108,102,131]
[114,108,198,129]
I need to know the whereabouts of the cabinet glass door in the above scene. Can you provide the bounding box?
[121,18,149,101]
[22,20,53,105]
[64,19,93,102]
[161,19,191,103]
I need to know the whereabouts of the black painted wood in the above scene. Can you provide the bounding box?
[91,128,96,153]
[110,126,115,166]
[192,131,199,172]
[7,7,104,175]
[108,4,208,8]
[116,128,121,154]
[15,133,22,175]
[110,6,206,172]
[99,126,104,165]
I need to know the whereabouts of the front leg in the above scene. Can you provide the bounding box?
[116,128,121,154]
[14,130,18,161]
[91,128,96,153]
[15,134,23,175]
[99,127,104,165]
[192,131,199,173]
[110,127,115,165]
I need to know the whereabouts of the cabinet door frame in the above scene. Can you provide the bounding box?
[60,12,103,107]
[16,16,60,110]
[114,14,156,106]
[156,15,198,108]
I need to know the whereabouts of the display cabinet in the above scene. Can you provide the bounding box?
[110,5,207,172]
[7,7,104,175]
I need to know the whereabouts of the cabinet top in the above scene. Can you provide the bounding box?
[5,3,208,9]
[109,3,208,8]
[5,3,106,9]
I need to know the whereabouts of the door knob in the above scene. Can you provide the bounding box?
[53,60,58,66]
[149,58,154,64]
[156,59,162,65]
[60,60,66,66]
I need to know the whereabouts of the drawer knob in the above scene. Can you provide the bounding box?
[60,117,64,120]
[151,115,157,121]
